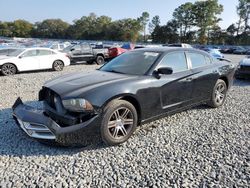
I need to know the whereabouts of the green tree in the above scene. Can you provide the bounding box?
[173,2,195,42]
[208,25,225,44]
[138,12,150,42]
[236,0,250,35]
[148,15,160,34]
[0,22,13,37]
[107,18,142,42]
[12,20,33,37]
[192,0,223,44]
[33,19,69,39]
[152,20,179,44]
[68,13,112,40]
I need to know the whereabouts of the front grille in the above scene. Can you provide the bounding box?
[240,65,250,71]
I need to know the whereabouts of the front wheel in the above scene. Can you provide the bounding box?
[52,60,64,71]
[101,100,138,145]
[207,79,227,108]
[1,63,17,76]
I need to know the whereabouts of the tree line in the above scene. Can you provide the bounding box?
[0,0,249,45]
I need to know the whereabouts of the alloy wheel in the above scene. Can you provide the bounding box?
[107,107,134,139]
[214,83,226,104]
[53,61,64,71]
[2,64,16,75]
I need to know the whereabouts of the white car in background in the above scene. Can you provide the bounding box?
[0,48,70,76]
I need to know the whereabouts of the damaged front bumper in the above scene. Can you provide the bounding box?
[12,98,102,145]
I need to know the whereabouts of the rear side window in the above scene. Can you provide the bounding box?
[188,53,207,68]
[158,52,188,73]
[38,50,52,56]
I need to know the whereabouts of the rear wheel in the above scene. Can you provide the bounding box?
[207,79,227,108]
[52,60,64,71]
[96,56,105,65]
[1,63,17,76]
[101,100,138,145]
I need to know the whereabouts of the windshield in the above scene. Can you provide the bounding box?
[100,51,161,75]
[7,49,25,56]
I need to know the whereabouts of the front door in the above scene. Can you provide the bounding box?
[156,51,194,111]
[17,50,40,71]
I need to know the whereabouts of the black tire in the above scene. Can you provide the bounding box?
[96,56,105,65]
[1,63,17,76]
[52,60,64,71]
[101,99,138,145]
[207,79,227,108]
[86,60,94,65]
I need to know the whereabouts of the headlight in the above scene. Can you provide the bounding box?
[62,98,94,112]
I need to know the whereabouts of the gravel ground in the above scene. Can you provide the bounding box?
[0,55,249,187]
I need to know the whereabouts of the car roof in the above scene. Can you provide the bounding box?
[26,47,54,50]
[133,47,207,54]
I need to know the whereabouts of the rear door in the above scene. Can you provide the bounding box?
[187,52,218,101]
[37,49,55,69]
[17,50,40,71]
[156,51,195,111]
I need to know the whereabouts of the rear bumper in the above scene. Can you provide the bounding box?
[12,98,102,145]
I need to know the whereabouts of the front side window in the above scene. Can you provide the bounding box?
[100,51,160,75]
[158,52,188,73]
[188,52,207,68]
[82,44,91,51]
[72,45,81,51]
[22,50,37,57]
[205,55,212,64]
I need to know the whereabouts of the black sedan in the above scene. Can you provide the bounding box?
[12,48,236,146]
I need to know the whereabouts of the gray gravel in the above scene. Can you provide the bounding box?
[0,55,249,187]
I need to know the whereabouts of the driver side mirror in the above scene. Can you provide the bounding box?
[18,56,23,59]
[153,67,173,79]
[157,67,173,75]
[70,48,75,51]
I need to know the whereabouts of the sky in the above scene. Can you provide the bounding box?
[0,0,239,29]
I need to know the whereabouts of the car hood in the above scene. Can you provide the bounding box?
[0,55,13,60]
[44,70,135,98]
[240,58,250,66]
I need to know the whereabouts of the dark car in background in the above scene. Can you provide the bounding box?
[13,48,235,146]
[63,43,109,65]
[233,46,248,55]
[235,55,250,79]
